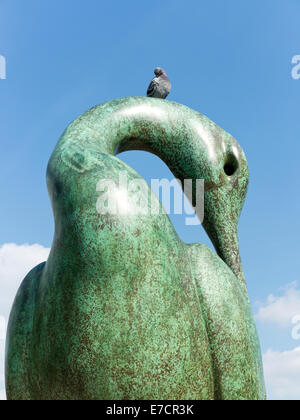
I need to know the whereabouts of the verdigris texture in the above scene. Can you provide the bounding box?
[6,97,266,400]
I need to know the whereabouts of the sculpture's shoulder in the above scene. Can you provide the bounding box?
[186,243,251,329]
[186,243,266,400]
[6,262,46,400]
[187,243,246,302]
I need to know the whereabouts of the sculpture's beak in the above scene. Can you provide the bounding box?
[201,150,249,295]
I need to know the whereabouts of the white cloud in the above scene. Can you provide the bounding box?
[255,283,300,327]
[263,347,300,400]
[0,316,6,341]
[0,243,50,318]
[255,283,300,399]
[0,243,50,401]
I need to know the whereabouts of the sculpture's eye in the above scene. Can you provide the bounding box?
[223,153,239,177]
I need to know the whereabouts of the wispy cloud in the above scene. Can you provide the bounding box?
[263,347,300,400]
[255,283,300,327]
[255,283,300,399]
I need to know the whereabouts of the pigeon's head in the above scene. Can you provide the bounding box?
[154,67,165,76]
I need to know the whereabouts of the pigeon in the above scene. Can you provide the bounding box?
[147,67,171,99]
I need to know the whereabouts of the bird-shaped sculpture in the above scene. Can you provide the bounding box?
[147,67,171,99]
[5,97,266,400]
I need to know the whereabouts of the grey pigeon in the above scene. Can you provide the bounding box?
[147,67,171,99]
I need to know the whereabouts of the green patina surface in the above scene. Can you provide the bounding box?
[5,97,266,400]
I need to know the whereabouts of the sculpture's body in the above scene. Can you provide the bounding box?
[5,97,266,400]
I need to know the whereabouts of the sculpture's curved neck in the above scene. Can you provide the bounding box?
[58,97,232,184]
[49,97,249,295]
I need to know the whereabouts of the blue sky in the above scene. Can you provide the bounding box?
[0,0,300,399]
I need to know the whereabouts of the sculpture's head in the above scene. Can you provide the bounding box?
[194,129,249,292]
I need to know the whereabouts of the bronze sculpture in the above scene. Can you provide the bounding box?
[5,97,266,400]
